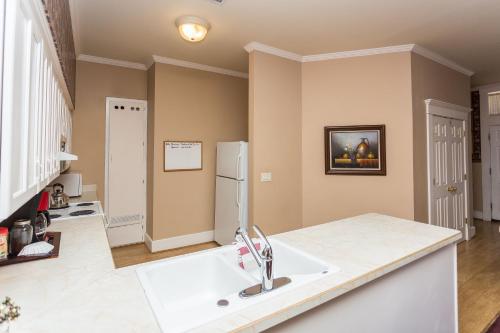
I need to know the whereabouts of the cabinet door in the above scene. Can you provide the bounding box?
[0,0,41,218]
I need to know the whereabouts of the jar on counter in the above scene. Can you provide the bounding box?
[0,227,8,260]
[9,219,33,256]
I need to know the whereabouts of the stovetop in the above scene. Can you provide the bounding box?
[48,201,103,221]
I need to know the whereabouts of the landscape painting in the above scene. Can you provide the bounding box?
[324,125,386,175]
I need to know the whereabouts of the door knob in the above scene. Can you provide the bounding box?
[447,186,457,193]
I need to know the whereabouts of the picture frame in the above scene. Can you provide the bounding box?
[324,125,386,175]
[164,141,203,172]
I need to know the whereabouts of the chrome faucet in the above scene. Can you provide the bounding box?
[235,225,274,292]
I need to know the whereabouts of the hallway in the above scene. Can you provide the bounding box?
[459,219,500,332]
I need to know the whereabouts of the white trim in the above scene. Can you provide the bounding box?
[77,54,148,71]
[145,230,214,253]
[152,55,248,79]
[425,99,472,116]
[302,44,415,62]
[466,225,476,240]
[29,0,74,109]
[244,42,474,77]
[477,83,500,222]
[411,45,474,77]
[244,41,302,62]
[473,210,483,219]
[144,232,153,252]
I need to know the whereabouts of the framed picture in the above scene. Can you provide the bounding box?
[324,125,386,175]
[164,141,203,172]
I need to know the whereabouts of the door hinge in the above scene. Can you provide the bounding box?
[491,202,493,210]
[464,174,467,180]
[488,133,491,141]
[490,167,492,175]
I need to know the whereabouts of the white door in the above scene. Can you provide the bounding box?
[429,115,467,236]
[106,98,147,247]
[490,126,500,220]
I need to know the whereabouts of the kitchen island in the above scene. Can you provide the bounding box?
[0,213,461,332]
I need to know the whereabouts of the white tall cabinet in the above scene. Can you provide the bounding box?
[0,0,73,220]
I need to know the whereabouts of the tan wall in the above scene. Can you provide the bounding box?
[148,63,248,240]
[146,64,156,236]
[248,51,303,235]
[473,162,483,212]
[301,53,415,226]
[71,61,147,202]
[410,53,471,222]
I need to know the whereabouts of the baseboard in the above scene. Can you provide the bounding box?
[144,232,153,252]
[473,210,483,220]
[145,230,214,253]
[466,225,476,241]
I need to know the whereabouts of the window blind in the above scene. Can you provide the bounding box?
[489,92,500,115]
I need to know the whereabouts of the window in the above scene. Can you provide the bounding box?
[488,92,500,115]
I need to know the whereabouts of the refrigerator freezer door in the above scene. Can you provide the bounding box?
[216,142,247,180]
[214,176,247,245]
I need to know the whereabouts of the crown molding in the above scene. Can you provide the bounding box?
[425,99,471,113]
[472,82,500,92]
[244,41,474,77]
[244,42,302,62]
[302,44,415,62]
[411,45,474,77]
[152,55,248,79]
[77,54,148,71]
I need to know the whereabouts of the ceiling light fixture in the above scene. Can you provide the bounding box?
[175,16,211,43]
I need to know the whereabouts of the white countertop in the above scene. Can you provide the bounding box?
[0,213,461,333]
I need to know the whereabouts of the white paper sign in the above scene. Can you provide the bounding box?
[164,141,202,171]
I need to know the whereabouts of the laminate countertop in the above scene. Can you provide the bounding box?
[1,213,461,333]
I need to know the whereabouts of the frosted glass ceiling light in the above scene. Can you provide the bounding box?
[175,16,210,42]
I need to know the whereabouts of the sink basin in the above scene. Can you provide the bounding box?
[137,238,339,333]
[238,239,334,280]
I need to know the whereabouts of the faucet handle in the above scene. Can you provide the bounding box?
[253,225,272,251]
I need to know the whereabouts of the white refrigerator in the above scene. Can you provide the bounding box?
[214,141,248,245]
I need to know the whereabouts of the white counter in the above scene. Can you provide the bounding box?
[0,213,461,333]
[2,216,160,333]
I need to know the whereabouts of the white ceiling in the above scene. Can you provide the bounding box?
[70,0,500,86]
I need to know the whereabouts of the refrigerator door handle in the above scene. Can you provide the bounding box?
[236,181,241,223]
[236,154,242,180]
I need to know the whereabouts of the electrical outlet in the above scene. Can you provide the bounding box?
[260,172,272,182]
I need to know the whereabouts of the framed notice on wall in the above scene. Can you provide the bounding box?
[164,141,203,172]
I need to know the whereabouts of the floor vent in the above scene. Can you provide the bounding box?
[109,214,142,227]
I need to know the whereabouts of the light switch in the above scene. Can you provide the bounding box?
[260,172,272,182]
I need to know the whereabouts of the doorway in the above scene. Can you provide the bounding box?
[105,97,147,247]
[490,126,500,220]
[426,99,472,239]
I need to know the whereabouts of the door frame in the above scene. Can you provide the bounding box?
[475,83,500,221]
[425,99,473,239]
[104,97,148,228]
[490,125,500,220]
